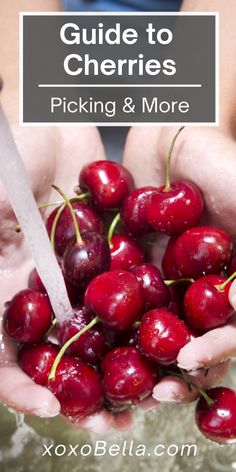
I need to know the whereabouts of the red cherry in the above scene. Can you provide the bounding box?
[131,263,170,311]
[48,356,103,420]
[79,160,134,211]
[62,231,111,288]
[121,186,157,236]
[3,289,53,344]
[110,234,144,271]
[139,308,190,365]
[18,343,59,386]
[46,202,103,257]
[147,181,203,236]
[28,268,46,293]
[184,275,234,331]
[101,347,158,406]
[84,270,144,331]
[145,128,203,236]
[175,226,233,279]
[196,387,236,443]
[56,307,114,365]
[162,237,180,280]
[28,268,80,306]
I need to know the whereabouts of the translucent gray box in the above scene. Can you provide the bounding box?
[21,13,217,125]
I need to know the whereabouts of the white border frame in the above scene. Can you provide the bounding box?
[19,12,219,127]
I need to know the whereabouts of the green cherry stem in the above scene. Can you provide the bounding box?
[166,368,215,406]
[45,318,57,339]
[50,203,66,251]
[73,186,90,200]
[48,316,100,381]
[52,185,83,246]
[164,126,185,193]
[164,278,194,287]
[15,196,89,233]
[215,271,236,292]
[108,213,121,246]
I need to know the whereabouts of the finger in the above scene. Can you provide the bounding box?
[229,280,236,311]
[153,376,197,403]
[0,364,60,417]
[113,409,133,431]
[53,126,106,195]
[138,395,159,411]
[177,321,236,370]
[73,410,114,433]
[153,361,230,403]
[123,127,164,187]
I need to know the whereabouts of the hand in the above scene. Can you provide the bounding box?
[123,125,236,403]
[0,84,106,418]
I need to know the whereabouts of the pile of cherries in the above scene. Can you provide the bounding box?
[3,127,236,443]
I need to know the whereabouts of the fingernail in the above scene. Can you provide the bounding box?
[177,361,204,371]
[152,388,184,403]
[33,401,60,418]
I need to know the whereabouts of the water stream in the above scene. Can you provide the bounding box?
[0,106,72,323]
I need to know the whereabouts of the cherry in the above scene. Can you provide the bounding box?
[101,347,158,407]
[84,270,144,331]
[51,186,110,289]
[28,268,46,293]
[18,342,59,386]
[79,160,134,211]
[46,202,103,257]
[62,230,111,288]
[48,356,103,420]
[131,263,170,311]
[146,128,203,235]
[3,289,53,344]
[110,234,144,271]
[139,308,190,365]
[162,237,180,280]
[56,307,114,365]
[28,268,80,306]
[175,226,233,279]
[121,186,157,236]
[195,387,236,443]
[184,274,234,331]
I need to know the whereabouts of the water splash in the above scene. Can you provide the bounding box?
[0,106,72,323]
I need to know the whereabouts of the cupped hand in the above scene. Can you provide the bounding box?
[123,125,236,403]
[0,85,106,419]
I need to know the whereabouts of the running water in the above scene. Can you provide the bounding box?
[0,106,72,323]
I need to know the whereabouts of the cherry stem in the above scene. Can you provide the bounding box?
[15,196,88,233]
[133,321,141,328]
[108,213,121,246]
[73,186,90,200]
[215,271,236,292]
[164,278,194,287]
[45,318,57,339]
[48,316,99,381]
[164,126,185,192]
[50,203,66,251]
[52,185,83,246]
[166,368,215,406]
